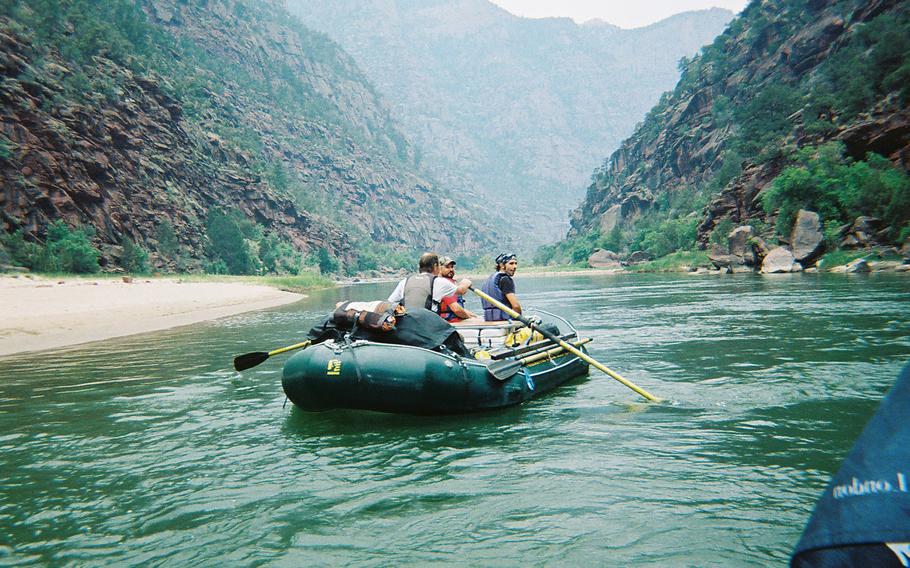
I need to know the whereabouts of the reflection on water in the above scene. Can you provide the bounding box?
[0,273,907,565]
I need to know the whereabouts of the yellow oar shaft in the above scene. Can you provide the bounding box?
[471,287,659,402]
[269,340,311,357]
[518,338,592,365]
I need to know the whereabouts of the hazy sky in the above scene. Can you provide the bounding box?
[489,1,749,29]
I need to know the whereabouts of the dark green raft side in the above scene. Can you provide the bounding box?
[281,341,590,414]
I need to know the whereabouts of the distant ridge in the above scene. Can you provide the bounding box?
[287,0,734,246]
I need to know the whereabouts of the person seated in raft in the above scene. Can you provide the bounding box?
[481,252,522,321]
[437,255,480,322]
[388,252,471,314]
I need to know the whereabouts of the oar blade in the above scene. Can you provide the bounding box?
[233,351,270,372]
[488,359,523,381]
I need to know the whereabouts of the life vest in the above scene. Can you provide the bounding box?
[402,273,438,311]
[440,292,466,321]
[481,272,510,321]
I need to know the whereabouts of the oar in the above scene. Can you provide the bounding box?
[233,340,312,372]
[488,359,523,380]
[519,337,593,366]
[487,338,592,381]
[470,286,659,402]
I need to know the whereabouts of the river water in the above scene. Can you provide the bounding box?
[0,273,907,566]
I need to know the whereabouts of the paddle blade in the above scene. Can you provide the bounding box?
[233,351,269,372]
[488,359,522,381]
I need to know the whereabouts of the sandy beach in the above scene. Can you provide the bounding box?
[0,276,303,358]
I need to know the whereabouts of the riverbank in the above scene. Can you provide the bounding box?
[0,275,304,358]
[5,256,905,358]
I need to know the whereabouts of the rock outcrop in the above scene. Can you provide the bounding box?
[790,210,825,266]
[710,225,757,270]
[0,0,499,271]
[567,0,909,255]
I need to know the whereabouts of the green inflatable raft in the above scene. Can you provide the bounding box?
[281,336,590,414]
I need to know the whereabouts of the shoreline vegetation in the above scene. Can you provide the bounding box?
[3,247,907,359]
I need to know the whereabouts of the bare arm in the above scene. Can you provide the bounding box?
[504,292,522,315]
[450,302,477,319]
[455,278,472,295]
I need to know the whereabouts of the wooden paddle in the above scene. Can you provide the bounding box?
[233,340,312,372]
[471,286,659,401]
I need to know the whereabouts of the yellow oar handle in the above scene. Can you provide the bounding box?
[269,340,311,357]
[470,286,659,402]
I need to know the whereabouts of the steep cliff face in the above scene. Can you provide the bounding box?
[0,0,496,271]
[569,0,910,248]
[0,20,349,268]
[287,0,733,244]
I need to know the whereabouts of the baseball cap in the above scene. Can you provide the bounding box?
[439,256,456,266]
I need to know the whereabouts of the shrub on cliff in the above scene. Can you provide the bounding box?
[204,211,313,276]
[314,248,339,275]
[205,210,257,276]
[762,142,910,238]
[0,230,41,270]
[42,221,100,273]
[259,233,302,275]
[154,220,183,267]
[120,238,149,274]
[2,221,103,273]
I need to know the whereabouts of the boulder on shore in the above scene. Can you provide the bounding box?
[588,249,622,269]
[761,247,803,273]
[624,250,652,265]
[845,258,870,273]
[790,210,825,265]
[729,226,757,265]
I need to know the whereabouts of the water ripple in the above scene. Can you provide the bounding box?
[0,273,907,565]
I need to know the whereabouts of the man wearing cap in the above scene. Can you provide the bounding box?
[481,253,522,321]
[438,256,479,322]
[388,252,471,314]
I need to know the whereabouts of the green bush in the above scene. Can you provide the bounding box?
[259,232,302,275]
[155,220,179,257]
[597,224,624,253]
[628,250,710,272]
[205,210,256,275]
[0,230,42,268]
[762,142,910,238]
[806,11,910,123]
[709,218,734,246]
[121,238,149,274]
[817,249,868,269]
[632,216,699,258]
[532,244,557,266]
[314,248,339,275]
[732,83,802,159]
[39,220,100,273]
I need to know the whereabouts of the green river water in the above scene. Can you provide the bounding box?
[0,273,908,566]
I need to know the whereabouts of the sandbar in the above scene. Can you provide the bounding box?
[0,276,303,358]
